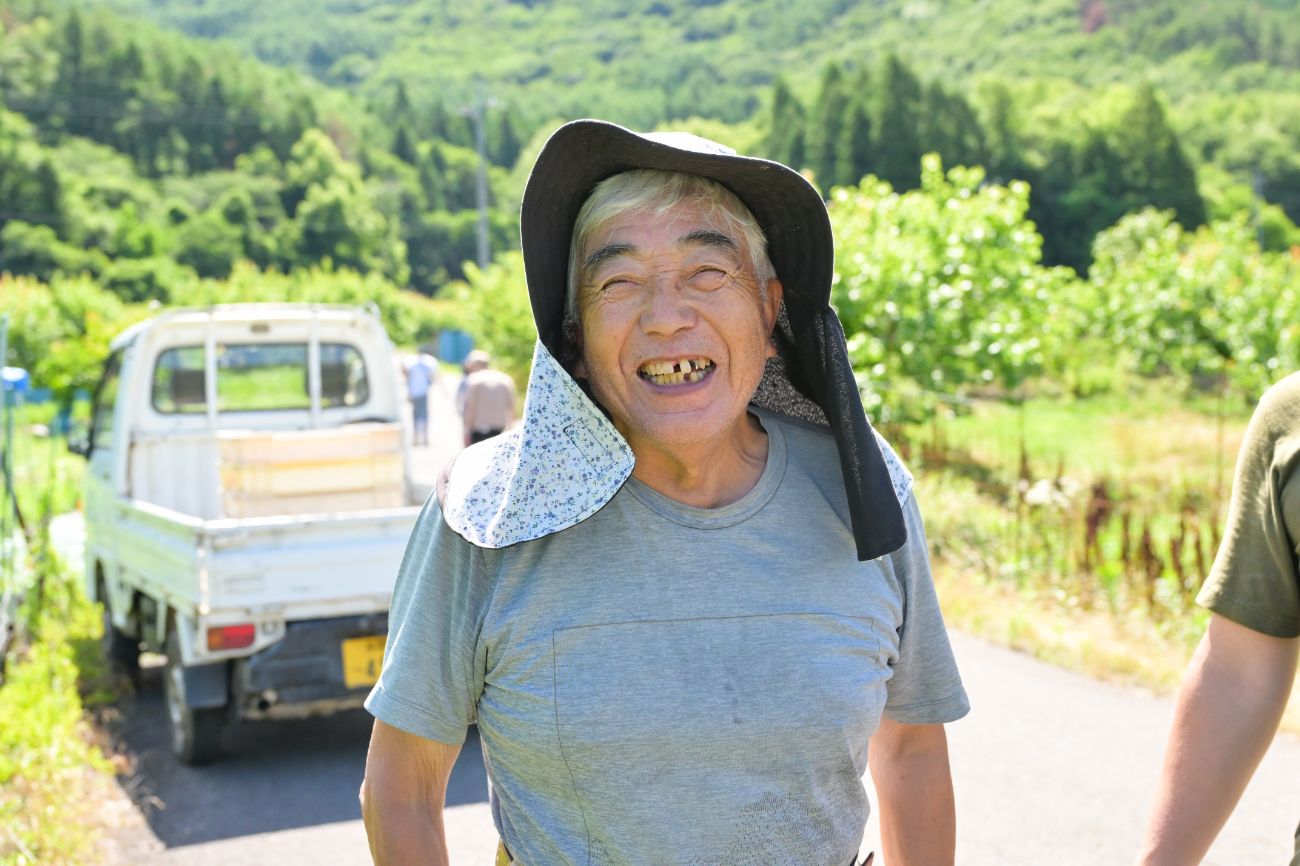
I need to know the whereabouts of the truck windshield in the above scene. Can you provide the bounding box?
[151,343,370,414]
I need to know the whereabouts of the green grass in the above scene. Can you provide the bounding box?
[3,403,87,524]
[910,380,1255,699]
[0,555,117,866]
[1,402,118,866]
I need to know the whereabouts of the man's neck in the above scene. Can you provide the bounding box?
[627,412,770,508]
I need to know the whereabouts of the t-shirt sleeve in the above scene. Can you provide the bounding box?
[882,490,971,725]
[364,497,492,743]
[1197,383,1300,638]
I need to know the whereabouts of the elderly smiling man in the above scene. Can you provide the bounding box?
[359,120,969,866]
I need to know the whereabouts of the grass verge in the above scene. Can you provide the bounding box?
[2,403,123,865]
[911,384,1300,733]
[0,560,120,866]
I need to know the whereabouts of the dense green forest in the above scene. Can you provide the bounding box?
[89,0,1300,239]
[0,0,529,298]
[91,0,1300,119]
[0,0,1289,278]
[0,0,1298,401]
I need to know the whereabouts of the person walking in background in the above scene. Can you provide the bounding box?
[1137,371,1300,866]
[404,352,437,446]
[459,349,516,445]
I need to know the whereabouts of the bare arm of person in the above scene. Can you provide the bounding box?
[868,717,956,866]
[360,719,463,866]
[1136,614,1300,865]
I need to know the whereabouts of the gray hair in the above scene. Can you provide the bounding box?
[563,169,776,346]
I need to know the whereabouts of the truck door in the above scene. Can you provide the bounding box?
[85,350,124,572]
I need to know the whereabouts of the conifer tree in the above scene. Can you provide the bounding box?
[1113,83,1206,228]
[835,86,873,188]
[808,62,850,189]
[489,108,523,168]
[921,83,986,171]
[872,55,924,191]
[392,124,417,165]
[766,77,806,170]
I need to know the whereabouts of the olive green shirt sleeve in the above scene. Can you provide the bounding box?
[1197,373,1300,638]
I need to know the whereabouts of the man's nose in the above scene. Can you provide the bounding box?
[638,278,696,335]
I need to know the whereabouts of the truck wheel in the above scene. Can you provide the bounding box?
[164,632,226,765]
[100,600,140,677]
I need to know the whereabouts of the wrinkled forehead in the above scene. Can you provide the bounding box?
[580,198,747,260]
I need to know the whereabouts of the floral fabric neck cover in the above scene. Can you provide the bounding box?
[442,340,635,548]
[441,340,913,549]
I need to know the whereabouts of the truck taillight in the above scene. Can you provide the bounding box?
[207,624,256,651]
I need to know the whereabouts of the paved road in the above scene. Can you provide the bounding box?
[104,630,1300,866]
[85,361,1300,864]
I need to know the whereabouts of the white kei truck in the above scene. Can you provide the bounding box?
[76,304,423,764]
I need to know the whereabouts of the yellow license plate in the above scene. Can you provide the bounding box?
[341,635,386,689]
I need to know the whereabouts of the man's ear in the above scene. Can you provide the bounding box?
[764,277,784,358]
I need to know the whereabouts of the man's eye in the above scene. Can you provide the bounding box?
[599,278,638,295]
[687,267,728,289]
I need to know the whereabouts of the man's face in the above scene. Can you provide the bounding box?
[574,197,782,459]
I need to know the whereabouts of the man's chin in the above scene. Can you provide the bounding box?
[619,410,751,456]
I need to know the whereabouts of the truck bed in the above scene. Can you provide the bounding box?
[112,499,421,620]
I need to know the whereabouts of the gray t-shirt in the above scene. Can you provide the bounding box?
[366,410,969,866]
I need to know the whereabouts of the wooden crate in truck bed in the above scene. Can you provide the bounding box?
[216,423,405,518]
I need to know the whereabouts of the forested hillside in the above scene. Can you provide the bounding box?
[0,0,528,299]
[1,0,1297,298]
[92,0,1300,120]
[78,0,1300,271]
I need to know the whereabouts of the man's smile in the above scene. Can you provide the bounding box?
[637,357,716,386]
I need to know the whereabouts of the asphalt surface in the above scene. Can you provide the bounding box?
[101,629,1300,866]
[78,363,1300,864]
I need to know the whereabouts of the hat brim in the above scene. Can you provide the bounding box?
[520,119,832,354]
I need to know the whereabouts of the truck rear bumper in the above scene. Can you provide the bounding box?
[232,613,387,721]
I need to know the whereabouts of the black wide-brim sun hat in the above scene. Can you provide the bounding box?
[520,119,905,561]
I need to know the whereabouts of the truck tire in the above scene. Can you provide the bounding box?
[100,595,140,678]
[164,632,226,765]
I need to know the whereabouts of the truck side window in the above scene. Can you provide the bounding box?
[320,343,370,409]
[152,346,207,414]
[89,352,123,456]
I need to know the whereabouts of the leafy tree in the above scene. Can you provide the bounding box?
[920,82,985,172]
[443,250,537,385]
[173,208,244,279]
[0,221,106,281]
[1086,209,1300,398]
[293,175,409,284]
[488,107,524,169]
[831,155,1078,417]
